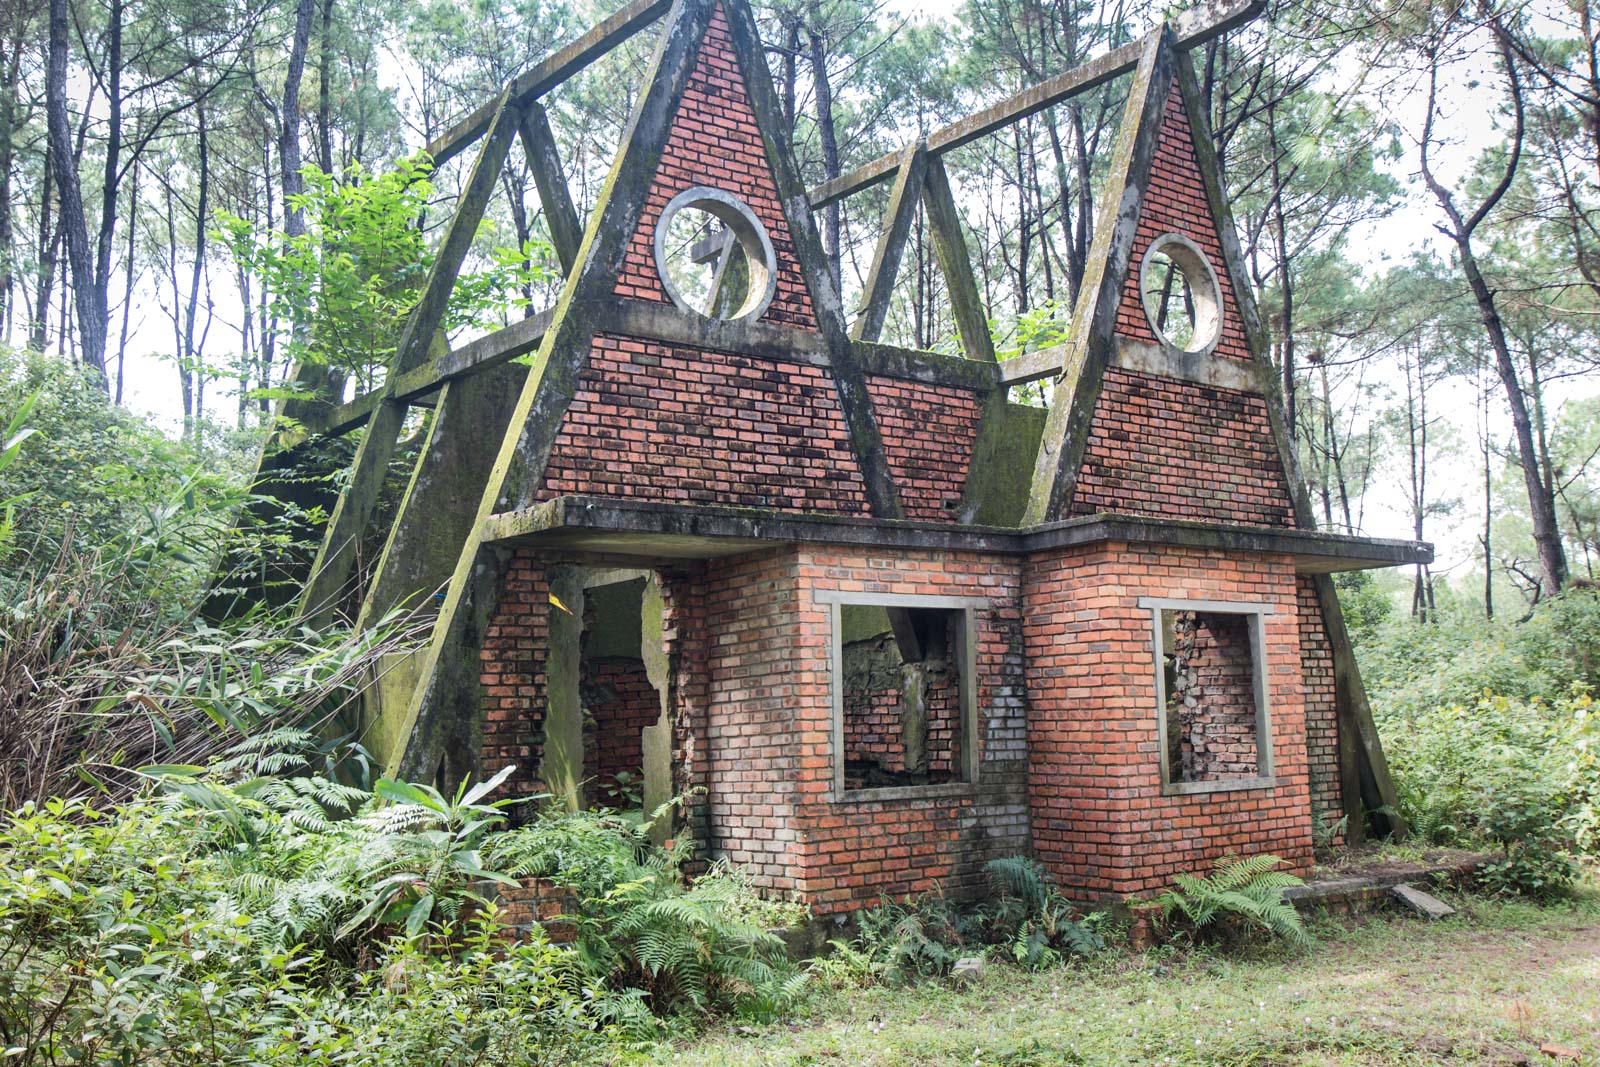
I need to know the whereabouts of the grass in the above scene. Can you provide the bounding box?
[654,887,1600,1066]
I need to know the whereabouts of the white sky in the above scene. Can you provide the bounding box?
[45,0,1596,573]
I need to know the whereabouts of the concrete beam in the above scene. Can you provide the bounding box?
[479,495,1434,572]
[300,94,524,626]
[423,0,672,169]
[806,0,1264,209]
[518,102,584,272]
[720,0,904,521]
[1024,30,1177,526]
[850,143,928,342]
[392,0,723,791]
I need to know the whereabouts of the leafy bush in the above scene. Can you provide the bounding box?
[1156,854,1311,949]
[815,859,1104,987]
[1376,689,1591,896]
[0,788,613,1065]
[1359,588,1600,716]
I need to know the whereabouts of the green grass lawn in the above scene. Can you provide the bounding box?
[659,888,1600,1066]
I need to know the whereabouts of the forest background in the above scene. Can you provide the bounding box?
[5,0,1600,615]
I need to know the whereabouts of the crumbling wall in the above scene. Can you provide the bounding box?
[1166,610,1259,781]
[840,629,962,789]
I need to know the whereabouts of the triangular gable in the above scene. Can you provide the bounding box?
[612,5,818,330]
[1026,34,1306,530]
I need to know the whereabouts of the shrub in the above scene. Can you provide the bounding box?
[1155,854,1311,949]
[1375,689,1590,895]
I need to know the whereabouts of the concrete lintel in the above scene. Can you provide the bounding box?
[1110,336,1262,393]
[477,495,1433,572]
[998,345,1069,387]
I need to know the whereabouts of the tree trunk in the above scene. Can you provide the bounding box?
[182,105,211,435]
[115,162,138,406]
[45,0,109,390]
[318,0,335,175]
[807,22,841,295]
[0,23,25,336]
[282,0,317,240]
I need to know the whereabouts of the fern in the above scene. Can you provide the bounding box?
[1157,854,1312,949]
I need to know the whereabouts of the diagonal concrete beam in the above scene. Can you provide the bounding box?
[424,0,672,169]
[1023,29,1176,527]
[806,0,1263,209]
[299,93,523,626]
[850,142,928,343]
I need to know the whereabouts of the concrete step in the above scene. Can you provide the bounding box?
[1390,882,1456,920]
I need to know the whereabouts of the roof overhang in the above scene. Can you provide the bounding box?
[481,496,1431,574]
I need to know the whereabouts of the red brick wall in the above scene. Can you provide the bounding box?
[699,548,808,892]
[1116,84,1252,363]
[791,548,1030,912]
[480,549,550,807]
[1298,575,1344,841]
[1022,543,1312,899]
[583,657,658,800]
[541,334,870,513]
[613,5,816,330]
[864,376,981,522]
[1070,367,1296,527]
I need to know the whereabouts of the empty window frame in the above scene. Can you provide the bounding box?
[820,593,981,798]
[1139,597,1276,795]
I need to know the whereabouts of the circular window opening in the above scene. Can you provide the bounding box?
[1139,233,1222,355]
[653,187,777,321]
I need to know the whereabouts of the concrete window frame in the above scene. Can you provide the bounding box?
[815,590,984,804]
[1138,232,1223,357]
[652,185,778,322]
[1138,596,1277,796]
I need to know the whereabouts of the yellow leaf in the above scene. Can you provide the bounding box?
[549,593,571,614]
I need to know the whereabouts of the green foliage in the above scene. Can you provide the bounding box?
[0,346,254,598]
[840,892,966,986]
[1156,854,1311,949]
[1375,689,1591,897]
[1359,588,1600,716]
[217,157,551,389]
[487,805,807,1026]
[983,856,1105,969]
[817,860,1103,987]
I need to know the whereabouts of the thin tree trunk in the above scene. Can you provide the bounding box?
[1420,35,1567,596]
[318,0,335,176]
[0,25,25,337]
[45,0,109,389]
[182,106,211,436]
[115,162,138,406]
[807,22,841,294]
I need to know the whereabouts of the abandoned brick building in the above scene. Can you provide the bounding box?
[217,0,1430,911]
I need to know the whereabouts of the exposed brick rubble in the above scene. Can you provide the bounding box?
[1165,610,1260,782]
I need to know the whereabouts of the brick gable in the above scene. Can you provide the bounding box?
[612,5,817,330]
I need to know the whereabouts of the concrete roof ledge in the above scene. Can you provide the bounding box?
[481,496,1431,573]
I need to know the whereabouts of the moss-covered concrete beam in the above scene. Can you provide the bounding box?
[850,142,928,343]
[1023,30,1175,527]
[299,92,524,627]
[480,495,1434,572]
[423,0,672,169]
[806,0,1263,208]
